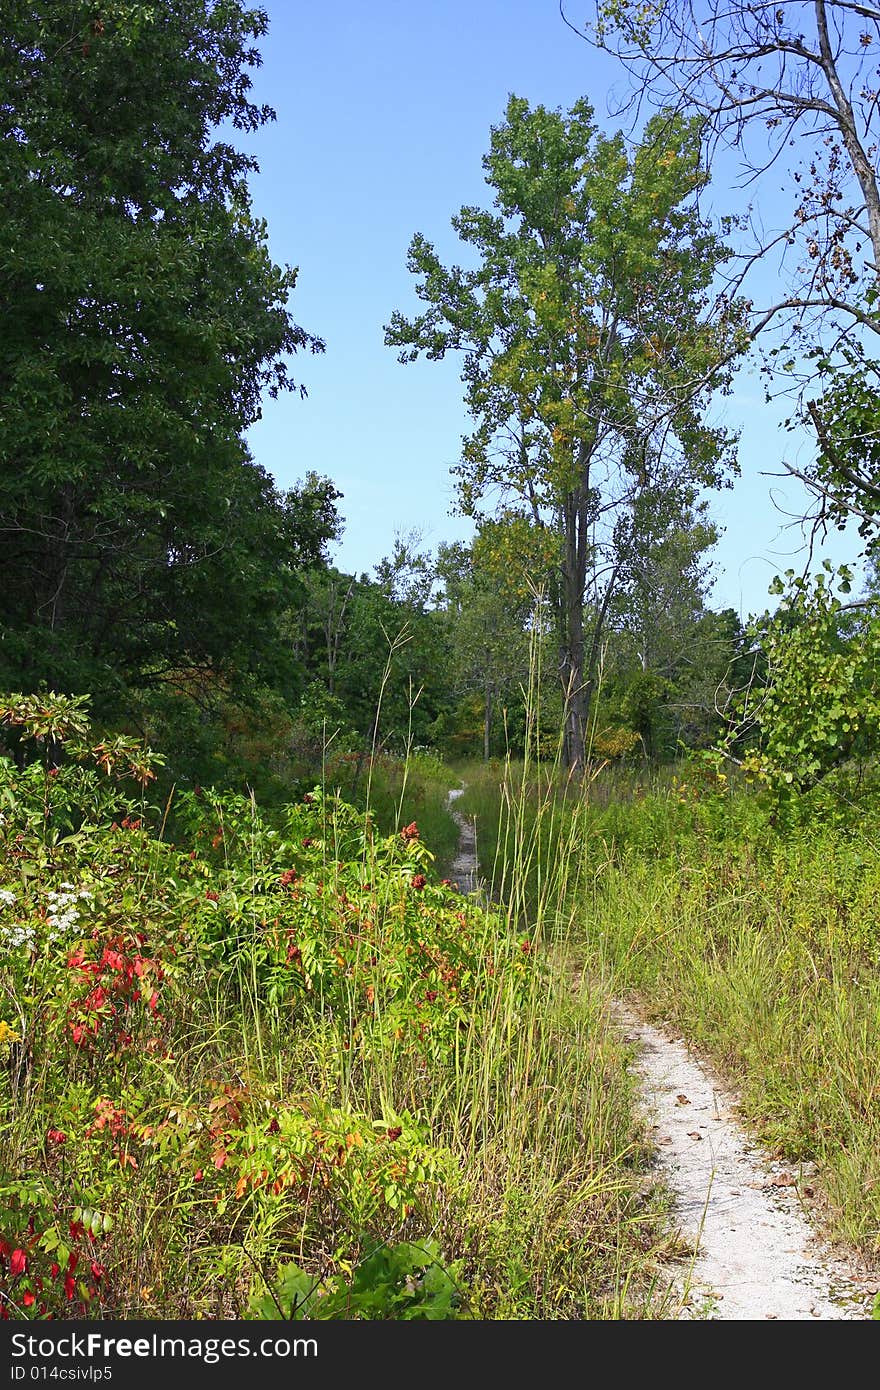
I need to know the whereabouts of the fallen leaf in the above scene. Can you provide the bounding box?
[770,1171,796,1187]
[675,1094,691,1106]
[687,1131,703,1141]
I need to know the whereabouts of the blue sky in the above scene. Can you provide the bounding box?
[242,0,860,620]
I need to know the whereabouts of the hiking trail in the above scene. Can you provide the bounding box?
[447,787,874,1320]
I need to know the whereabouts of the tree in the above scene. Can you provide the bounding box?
[603,494,722,756]
[573,0,880,527]
[436,517,552,758]
[0,2,331,717]
[387,96,741,768]
[293,553,454,757]
[718,563,880,798]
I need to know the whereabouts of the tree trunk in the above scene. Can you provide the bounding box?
[560,491,588,770]
[483,682,492,761]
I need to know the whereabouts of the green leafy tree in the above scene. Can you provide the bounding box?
[294,557,454,756]
[436,517,552,758]
[387,96,742,768]
[602,493,724,756]
[0,2,332,718]
[719,563,880,796]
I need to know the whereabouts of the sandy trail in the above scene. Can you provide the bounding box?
[617,1008,871,1319]
[447,787,873,1319]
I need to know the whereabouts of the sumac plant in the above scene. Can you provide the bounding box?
[0,695,539,1318]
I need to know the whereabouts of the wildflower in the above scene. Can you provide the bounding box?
[0,1020,18,1045]
[386,1126,402,1141]
[205,890,219,903]
[0,889,15,907]
[279,869,297,887]
[47,1129,66,1146]
[301,837,313,849]
[401,821,419,841]
[1,924,35,950]
[411,874,427,891]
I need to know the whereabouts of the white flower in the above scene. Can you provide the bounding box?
[0,889,16,908]
[1,923,35,950]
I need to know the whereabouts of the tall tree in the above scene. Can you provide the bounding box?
[387,96,741,768]
[0,2,330,711]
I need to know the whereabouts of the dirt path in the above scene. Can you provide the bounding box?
[446,788,481,895]
[447,788,872,1320]
[617,1008,871,1319]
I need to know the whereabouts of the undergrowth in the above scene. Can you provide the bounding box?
[0,697,669,1320]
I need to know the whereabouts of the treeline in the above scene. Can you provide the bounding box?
[292,523,753,772]
[6,2,876,804]
[0,1,756,796]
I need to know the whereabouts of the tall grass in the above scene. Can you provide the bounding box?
[0,715,676,1320]
[464,757,880,1262]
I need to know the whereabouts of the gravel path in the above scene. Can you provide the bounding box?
[447,787,873,1319]
[617,1008,872,1319]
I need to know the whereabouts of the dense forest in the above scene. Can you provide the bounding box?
[2,1,880,1325]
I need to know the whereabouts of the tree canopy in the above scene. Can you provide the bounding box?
[0,1,334,719]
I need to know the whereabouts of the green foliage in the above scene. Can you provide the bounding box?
[293,559,454,756]
[248,1240,460,1320]
[0,2,336,729]
[0,697,664,1319]
[718,565,880,802]
[387,94,742,765]
[804,348,880,549]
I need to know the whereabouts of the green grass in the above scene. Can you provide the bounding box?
[326,746,462,875]
[464,757,880,1261]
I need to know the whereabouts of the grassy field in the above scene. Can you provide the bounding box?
[0,722,673,1321]
[459,759,880,1261]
